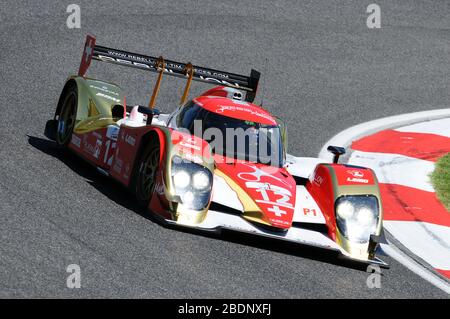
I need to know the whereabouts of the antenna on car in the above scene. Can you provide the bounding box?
[260,58,268,107]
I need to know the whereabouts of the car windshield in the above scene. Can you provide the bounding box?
[177,102,283,167]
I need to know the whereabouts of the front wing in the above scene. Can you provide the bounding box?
[164,209,389,268]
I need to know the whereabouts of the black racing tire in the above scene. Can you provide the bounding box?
[55,84,78,148]
[132,141,161,207]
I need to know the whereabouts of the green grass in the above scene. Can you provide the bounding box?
[431,153,450,212]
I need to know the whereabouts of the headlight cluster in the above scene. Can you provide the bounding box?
[335,195,379,243]
[171,156,213,210]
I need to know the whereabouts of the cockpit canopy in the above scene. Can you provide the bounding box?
[176,100,284,167]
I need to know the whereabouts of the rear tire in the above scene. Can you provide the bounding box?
[133,141,161,207]
[55,84,78,148]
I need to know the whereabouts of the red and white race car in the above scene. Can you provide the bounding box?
[45,35,388,267]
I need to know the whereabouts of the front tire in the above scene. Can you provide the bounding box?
[133,142,161,207]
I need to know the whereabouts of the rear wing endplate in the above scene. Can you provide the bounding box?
[78,35,260,103]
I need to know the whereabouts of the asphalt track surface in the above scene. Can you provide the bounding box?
[1,0,449,298]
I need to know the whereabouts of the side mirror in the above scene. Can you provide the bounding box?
[327,145,346,164]
[137,106,160,125]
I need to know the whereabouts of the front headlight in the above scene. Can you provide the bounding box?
[173,170,190,189]
[336,199,355,220]
[356,207,376,226]
[335,195,379,243]
[171,156,213,210]
[192,171,210,191]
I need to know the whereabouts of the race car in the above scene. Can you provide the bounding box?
[44,35,388,267]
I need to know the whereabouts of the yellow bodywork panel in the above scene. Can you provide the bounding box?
[65,76,124,134]
[214,169,270,226]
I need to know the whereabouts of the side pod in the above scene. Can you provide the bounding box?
[306,163,384,261]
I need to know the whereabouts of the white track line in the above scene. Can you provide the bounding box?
[381,243,450,295]
[318,109,450,162]
[349,151,435,192]
[396,118,450,138]
[384,221,450,270]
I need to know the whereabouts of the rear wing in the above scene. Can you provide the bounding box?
[78,35,260,103]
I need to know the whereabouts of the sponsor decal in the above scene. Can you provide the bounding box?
[216,104,274,122]
[347,177,369,183]
[97,54,241,88]
[96,92,121,103]
[179,141,201,151]
[71,135,81,148]
[94,139,102,159]
[90,84,119,96]
[269,218,290,226]
[194,67,231,79]
[303,208,318,216]
[104,141,116,166]
[80,133,103,159]
[176,136,202,151]
[346,169,369,184]
[198,76,239,88]
[334,167,374,185]
[113,157,123,174]
[106,126,119,141]
[124,134,136,146]
[347,169,364,178]
[313,174,324,186]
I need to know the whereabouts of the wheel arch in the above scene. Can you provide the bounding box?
[130,126,171,189]
[137,127,169,167]
[55,76,125,124]
[128,126,172,209]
